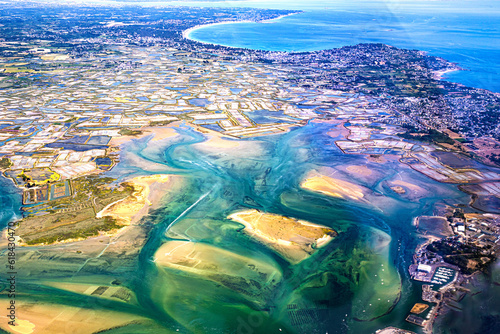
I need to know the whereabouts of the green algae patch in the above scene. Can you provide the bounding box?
[165,218,242,241]
[153,241,282,298]
[151,240,289,333]
[351,228,401,321]
[150,269,291,334]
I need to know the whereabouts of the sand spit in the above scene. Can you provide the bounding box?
[301,171,365,201]
[228,209,336,264]
[96,174,171,225]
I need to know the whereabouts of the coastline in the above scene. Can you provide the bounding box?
[12,174,176,247]
[182,12,301,45]
[182,14,474,94]
[3,124,183,247]
[181,12,485,97]
[433,67,461,81]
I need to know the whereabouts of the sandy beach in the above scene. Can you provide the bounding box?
[182,12,300,43]
[228,209,336,264]
[183,20,252,41]
[433,67,460,80]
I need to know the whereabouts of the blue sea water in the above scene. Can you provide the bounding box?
[184,0,500,93]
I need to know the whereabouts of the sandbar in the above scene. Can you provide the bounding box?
[228,209,336,264]
[42,281,139,305]
[154,240,282,289]
[301,171,365,201]
[390,186,406,194]
[0,299,152,334]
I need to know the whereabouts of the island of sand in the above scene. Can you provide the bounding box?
[300,171,365,201]
[228,209,336,264]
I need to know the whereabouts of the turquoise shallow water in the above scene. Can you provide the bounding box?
[0,119,483,333]
[186,2,500,92]
[101,121,471,333]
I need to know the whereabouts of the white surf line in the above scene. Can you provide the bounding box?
[163,187,214,238]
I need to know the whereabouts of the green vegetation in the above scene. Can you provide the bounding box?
[452,209,465,220]
[64,116,78,123]
[119,128,143,136]
[70,175,134,210]
[427,238,495,275]
[17,175,135,245]
[149,120,173,126]
[24,217,120,245]
[398,127,455,145]
[488,153,500,164]
[0,157,12,169]
[18,168,60,187]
